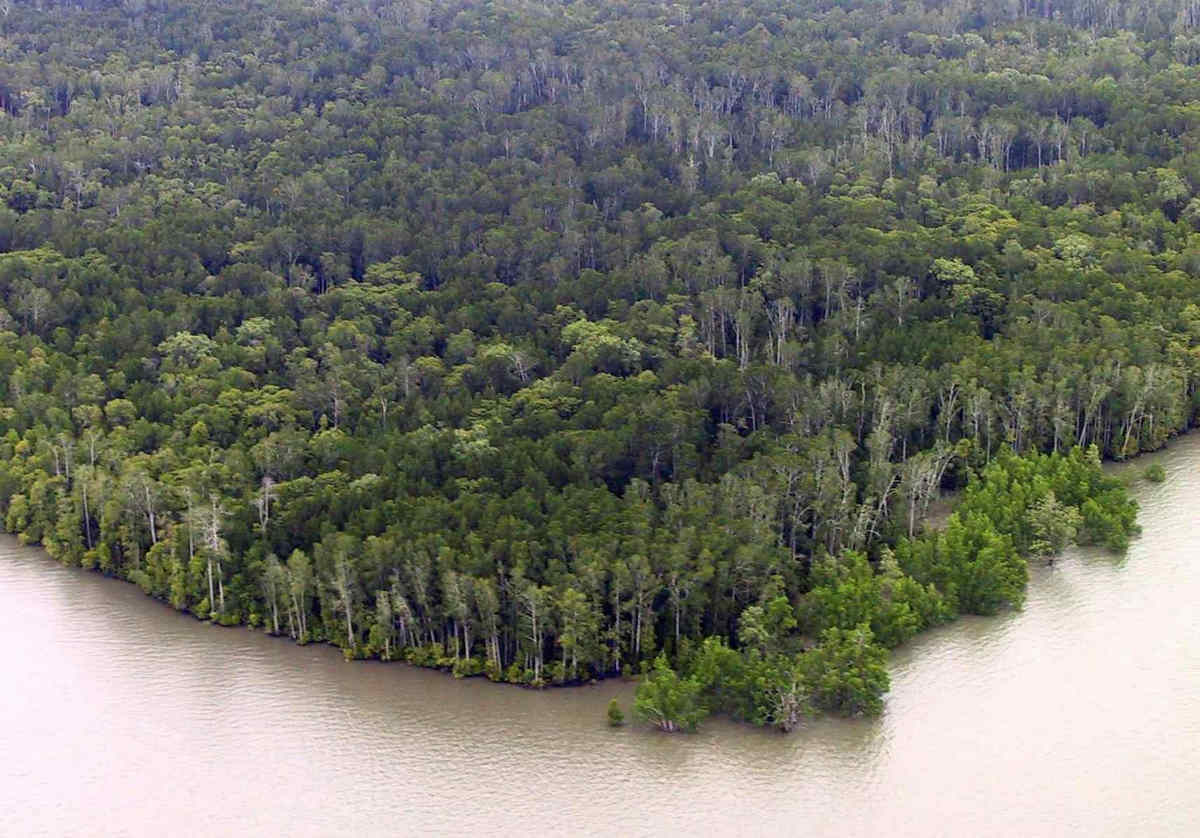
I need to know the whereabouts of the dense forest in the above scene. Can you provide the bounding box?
[0,0,1182,728]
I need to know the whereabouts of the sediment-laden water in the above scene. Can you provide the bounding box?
[2,438,1198,837]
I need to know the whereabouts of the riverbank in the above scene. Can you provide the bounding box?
[2,442,1143,734]
[3,433,1197,835]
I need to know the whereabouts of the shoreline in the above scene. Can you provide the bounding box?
[2,433,1173,715]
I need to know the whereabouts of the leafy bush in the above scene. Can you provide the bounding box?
[634,654,708,732]
[606,698,625,727]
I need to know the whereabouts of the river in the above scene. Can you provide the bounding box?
[2,437,1199,837]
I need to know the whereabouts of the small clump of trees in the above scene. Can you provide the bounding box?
[633,447,1138,732]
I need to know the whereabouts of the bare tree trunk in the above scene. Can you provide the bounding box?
[207,559,215,615]
[144,484,158,545]
[216,559,225,614]
[81,478,92,549]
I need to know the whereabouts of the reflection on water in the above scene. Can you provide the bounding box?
[2,437,1199,836]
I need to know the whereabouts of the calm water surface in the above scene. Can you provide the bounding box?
[2,438,1199,836]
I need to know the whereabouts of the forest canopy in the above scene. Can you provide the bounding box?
[0,0,1172,726]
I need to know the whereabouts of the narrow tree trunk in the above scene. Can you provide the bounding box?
[207,558,215,616]
[216,559,225,614]
[81,480,92,549]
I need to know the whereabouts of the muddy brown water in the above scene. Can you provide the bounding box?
[2,438,1198,836]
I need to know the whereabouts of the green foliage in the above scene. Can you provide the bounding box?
[1143,463,1167,483]
[1028,492,1083,558]
[744,652,812,731]
[897,513,1027,616]
[689,636,755,721]
[607,698,625,727]
[633,654,708,733]
[898,447,1137,613]
[804,550,950,648]
[737,589,797,657]
[452,658,484,679]
[800,625,891,718]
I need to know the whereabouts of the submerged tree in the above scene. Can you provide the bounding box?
[800,625,890,718]
[634,654,708,733]
[1028,492,1083,558]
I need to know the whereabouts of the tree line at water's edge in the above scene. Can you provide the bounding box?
[0,0,1181,730]
[625,446,1137,731]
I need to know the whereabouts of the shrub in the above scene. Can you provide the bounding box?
[607,698,625,726]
